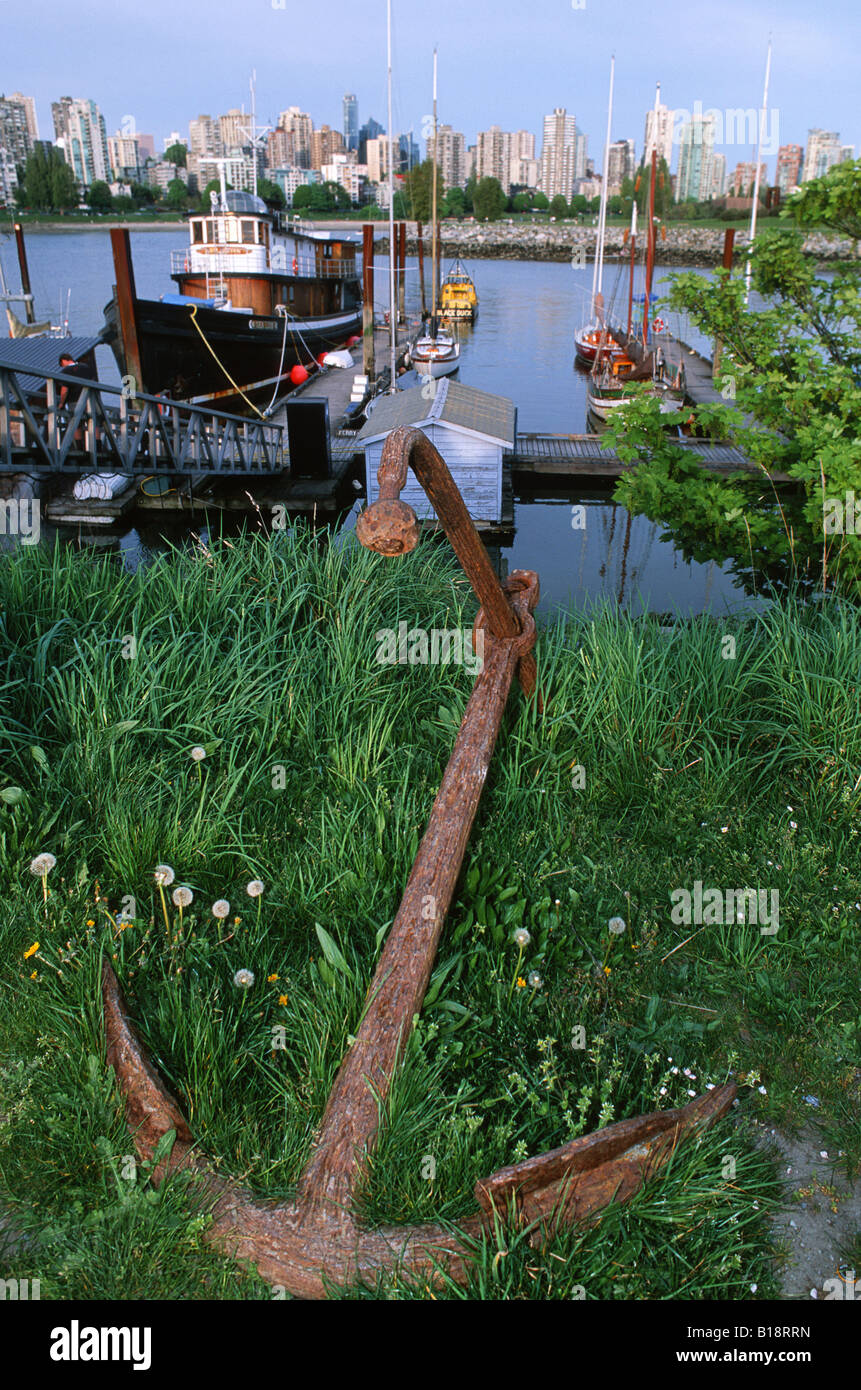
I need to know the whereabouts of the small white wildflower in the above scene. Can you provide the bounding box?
[687,1088,696,1097]
[212,899,231,919]
[750,1282,758,1292]
[789,820,797,830]
[608,916,626,935]
[819,1150,828,1159]
[758,1085,767,1095]
[671,1066,679,1075]
[721,826,729,833]
[246,879,265,898]
[233,968,255,989]
[659,1087,668,1096]
[513,928,531,948]
[154,864,175,886]
[190,745,207,762]
[172,886,193,908]
[528,971,542,989]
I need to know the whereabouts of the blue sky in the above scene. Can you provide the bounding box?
[3,0,858,170]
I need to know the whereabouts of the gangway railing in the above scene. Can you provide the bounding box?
[0,365,286,476]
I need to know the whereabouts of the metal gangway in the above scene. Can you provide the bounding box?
[0,362,286,476]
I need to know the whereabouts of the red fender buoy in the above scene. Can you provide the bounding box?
[290,364,309,385]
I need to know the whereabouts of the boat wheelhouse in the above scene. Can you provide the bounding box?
[439,259,478,322]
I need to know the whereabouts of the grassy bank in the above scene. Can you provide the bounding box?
[0,527,858,1299]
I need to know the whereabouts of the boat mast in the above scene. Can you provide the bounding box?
[250,72,258,199]
[745,36,772,305]
[594,54,615,315]
[387,0,397,390]
[626,199,637,338]
[431,47,438,322]
[643,146,656,344]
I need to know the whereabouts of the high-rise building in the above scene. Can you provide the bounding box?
[358,117,384,163]
[188,114,222,160]
[539,107,586,200]
[310,125,345,170]
[278,108,313,169]
[427,124,467,189]
[801,129,842,182]
[219,108,249,153]
[322,153,367,203]
[710,152,727,199]
[475,126,512,190]
[0,93,34,172]
[728,160,766,196]
[606,138,636,195]
[8,92,39,142]
[343,94,358,153]
[775,144,803,196]
[51,96,110,186]
[108,131,142,183]
[0,148,19,206]
[364,137,389,185]
[398,132,419,172]
[840,144,855,163]
[268,165,321,206]
[675,113,715,202]
[643,85,674,169]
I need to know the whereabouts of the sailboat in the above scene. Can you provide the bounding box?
[574,57,623,370]
[410,48,460,379]
[586,149,686,420]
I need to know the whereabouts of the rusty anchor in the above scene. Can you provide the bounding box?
[102,424,736,1298]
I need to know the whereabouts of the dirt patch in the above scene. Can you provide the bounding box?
[749,1120,861,1299]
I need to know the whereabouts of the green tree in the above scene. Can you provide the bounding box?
[21,145,77,211]
[472,176,506,221]
[549,194,568,219]
[569,193,588,216]
[463,171,477,214]
[634,156,671,218]
[130,181,154,207]
[87,179,113,213]
[512,192,532,213]
[442,185,465,218]
[198,178,223,211]
[606,159,861,597]
[164,142,187,168]
[257,177,286,209]
[533,191,550,211]
[782,156,861,242]
[165,177,189,210]
[401,159,438,222]
[111,194,135,215]
[51,158,79,210]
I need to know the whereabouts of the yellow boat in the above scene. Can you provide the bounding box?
[439,258,478,321]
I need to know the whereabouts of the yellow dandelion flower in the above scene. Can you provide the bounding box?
[278,994,289,1006]
[24,941,39,959]
[29,970,37,980]
[516,976,526,989]
[86,919,95,926]
[267,973,278,982]
[603,966,611,975]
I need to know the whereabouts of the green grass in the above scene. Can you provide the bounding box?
[0,526,858,1299]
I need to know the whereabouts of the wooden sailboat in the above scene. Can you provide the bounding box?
[410,48,460,379]
[574,57,623,370]
[586,150,685,420]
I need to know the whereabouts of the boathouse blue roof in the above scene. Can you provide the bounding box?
[0,334,102,394]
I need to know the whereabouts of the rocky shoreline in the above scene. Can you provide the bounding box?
[376,222,857,267]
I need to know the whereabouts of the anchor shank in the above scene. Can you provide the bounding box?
[299,626,524,1212]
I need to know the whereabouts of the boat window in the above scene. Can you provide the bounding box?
[224,218,240,242]
[323,244,333,258]
[257,222,267,245]
[191,220,204,243]
[242,220,256,245]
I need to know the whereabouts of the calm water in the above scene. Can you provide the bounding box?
[3,226,755,617]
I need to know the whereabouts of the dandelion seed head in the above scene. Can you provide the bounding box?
[608,916,626,935]
[246,879,265,898]
[528,971,542,989]
[154,864,175,886]
[212,899,230,919]
[233,968,255,989]
[172,886,193,908]
[513,928,531,948]
[29,852,57,876]
[190,746,207,762]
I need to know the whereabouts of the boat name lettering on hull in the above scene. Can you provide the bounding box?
[249,319,273,330]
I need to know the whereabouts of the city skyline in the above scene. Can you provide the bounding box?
[2,0,858,176]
